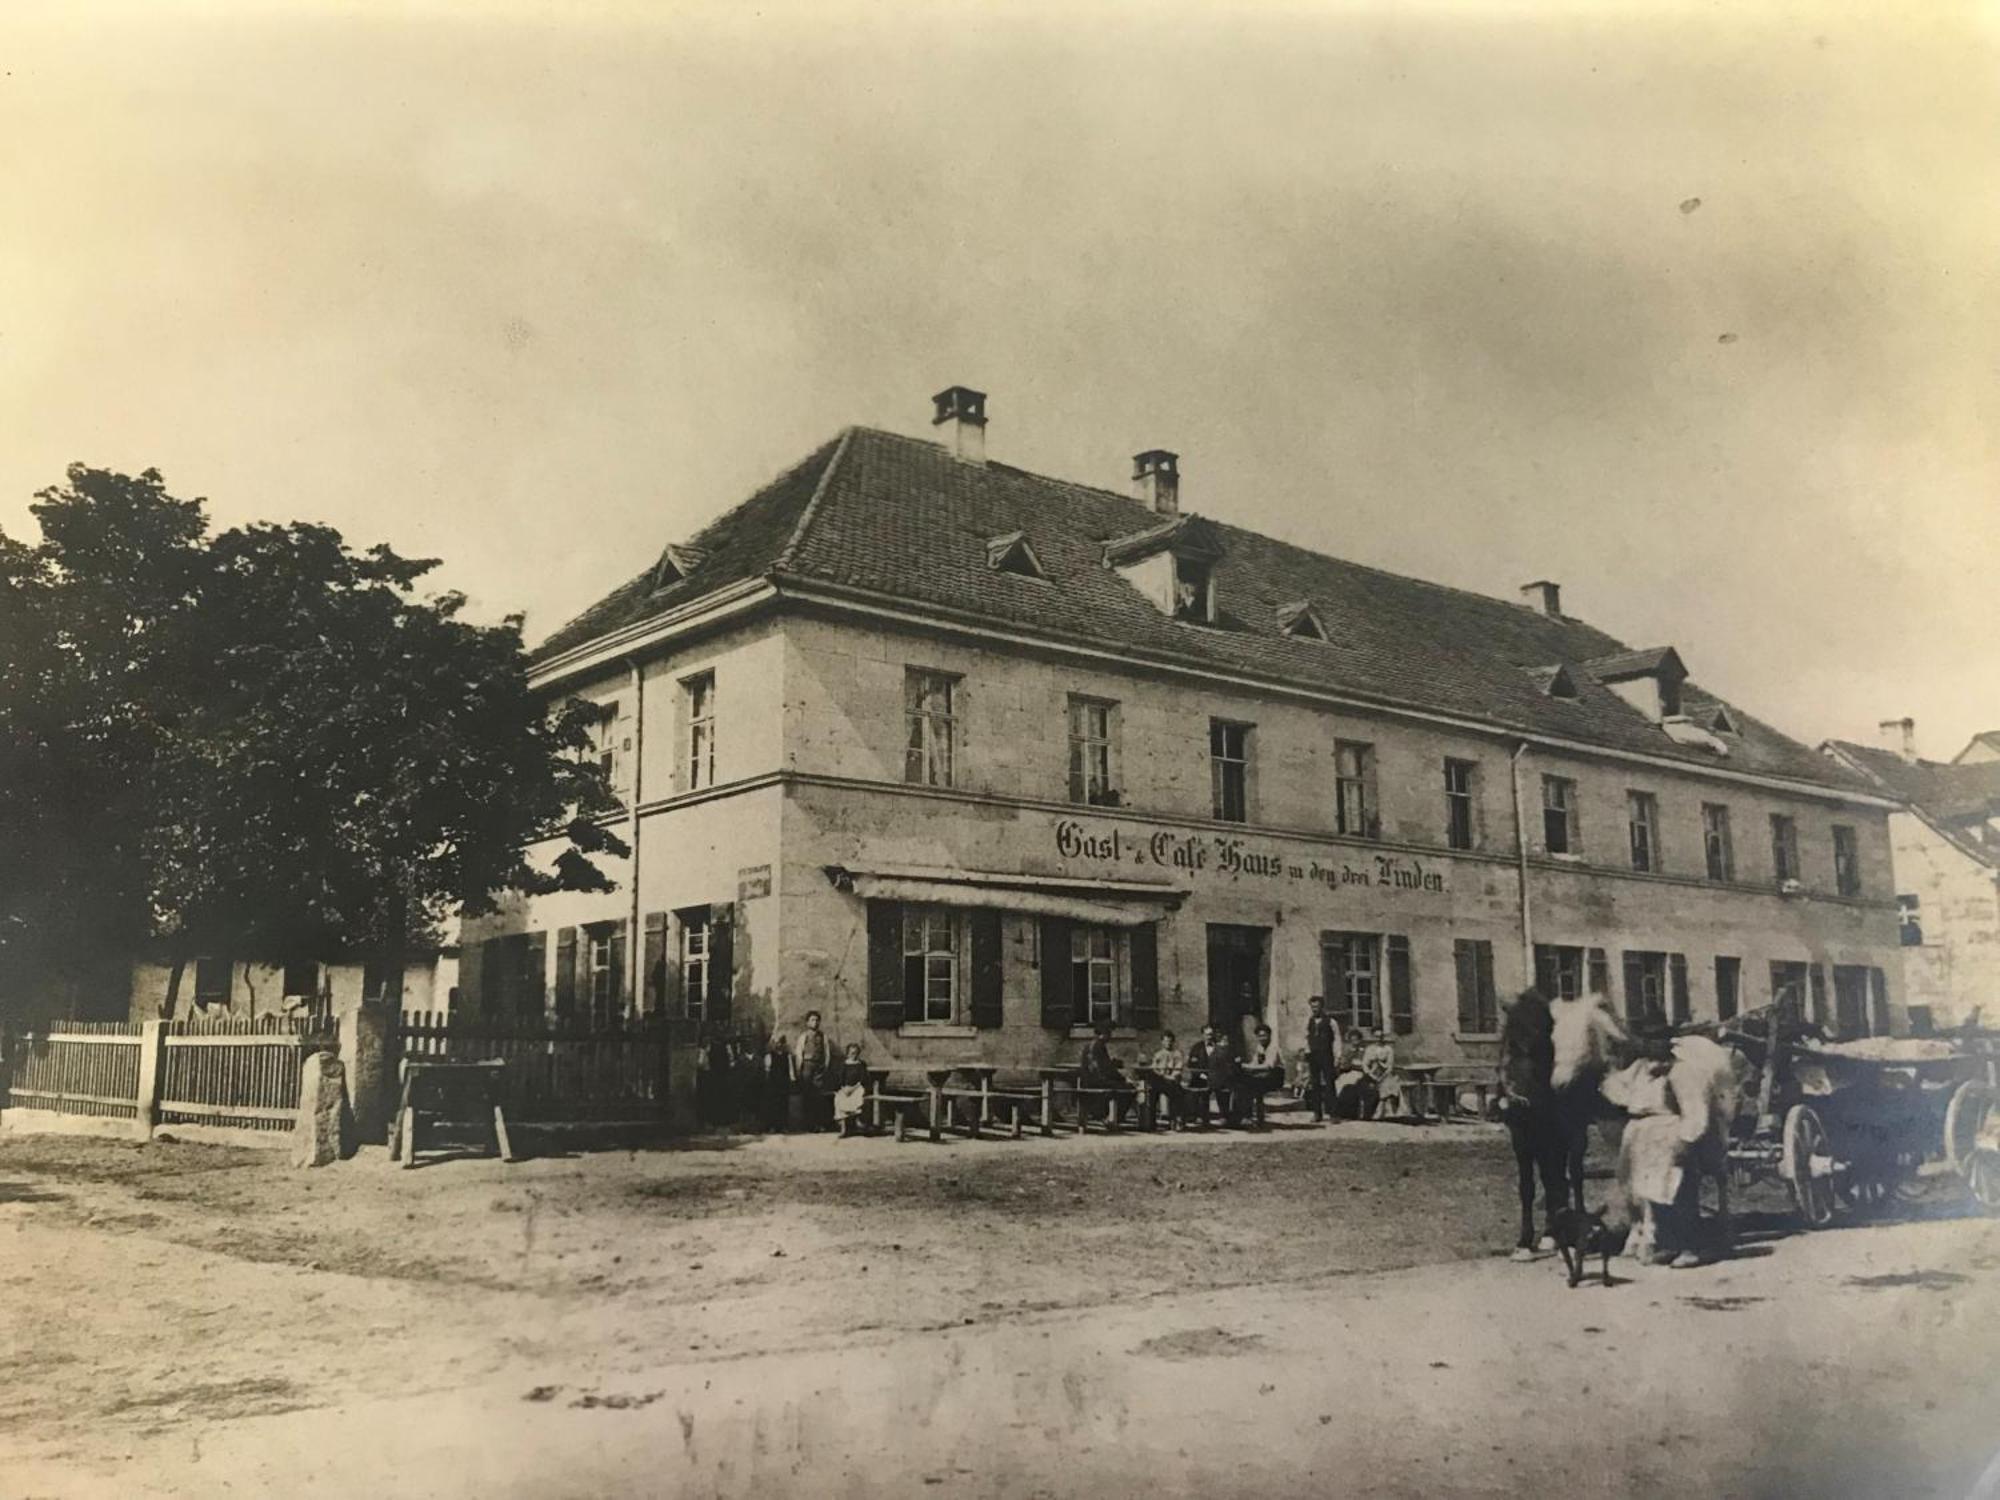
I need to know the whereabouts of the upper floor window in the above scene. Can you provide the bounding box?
[1702,803,1735,882]
[587,698,629,797]
[902,906,959,1023]
[684,672,716,791]
[1627,790,1661,873]
[904,669,958,788]
[1832,824,1861,897]
[1770,814,1800,886]
[1542,775,1579,856]
[1067,696,1119,806]
[1210,720,1251,822]
[1173,556,1215,623]
[1444,759,1479,851]
[1898,894,1922,946]
[1334,741,1376,838]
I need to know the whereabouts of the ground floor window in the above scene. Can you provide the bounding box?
[681,912,711,1021]
[193,955,232,1007]
[1715,956,1741,1022]
[1832,965,1871,1039]
[1321,933,1379,1034]
[1454,938,1498,1034]
[1071,925,1122,1026]
[1623,951,1668,1028]
[903,906,959,1023]
[1770,960,1809,1022]
[1533,944,1581,1001]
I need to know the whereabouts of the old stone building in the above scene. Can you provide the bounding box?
[461,387,1904,1077]
[1825,721,2000,1029]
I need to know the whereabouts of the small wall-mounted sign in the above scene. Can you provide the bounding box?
[737,864,773,901]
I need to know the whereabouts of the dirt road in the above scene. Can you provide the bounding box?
[3,1121,1997,1498]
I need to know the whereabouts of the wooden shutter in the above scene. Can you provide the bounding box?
[554,927,577,1020]
[642,912,667,1015]
[1039,915,1074,1031]
[1669,953,1689,1025]
[1533,945,1559,999]
[1622,952,1644,1026]
[866,902,903,1030]
[1808,964,1828,1028]
[1130,922,1161,1032]
[1387,935,1414,1035]
[1321,937,1350,1028]
[1868,967,1890,1036]
[709,906,734,1026]
[457,937,485,1021]
[969,909,1003,1029]
[1475,940,1496,1032]
[1454,940,1478,1033]
[525,931,548,1022]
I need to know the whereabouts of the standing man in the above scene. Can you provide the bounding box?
[1185,1023,1220,1128]
[794,1009,832,1132]
[1304,995,1342,1124]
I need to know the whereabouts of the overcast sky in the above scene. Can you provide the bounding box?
[2,0,1994,758]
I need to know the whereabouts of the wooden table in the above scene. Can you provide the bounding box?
[1400,1062,1445,1119]
[389,1059,514,1168]
[1037,1065,1078,1133]
[864,1066,894,1128]
[954,1063,1000,1124]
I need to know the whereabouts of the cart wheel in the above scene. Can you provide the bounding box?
[1945,1082,2000,1213]
[1783,1104,1837,1228]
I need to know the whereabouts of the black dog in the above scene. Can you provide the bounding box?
[1548,1206,1614,1288]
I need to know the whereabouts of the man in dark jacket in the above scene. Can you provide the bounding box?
[1304,995,1341,1123]
[1078,1022,1132,1126]
[1498,987,1566,1259]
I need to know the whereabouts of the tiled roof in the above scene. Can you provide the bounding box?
[538,423,1871,792]
[1955,730,2000,764]
[1824,742,2000,826]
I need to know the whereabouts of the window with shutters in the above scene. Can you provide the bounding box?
[1769,814,1800,886]
[587,925,619,1028]
[904,669,958,787]
[1627,790,1661,873]
[1454,938,1498,1034]
[1542,775,1579,855]
[1623,950,1668,1027]
[1334,741,1376,838]
[1211,720,1251,823]
[1702,803,1735,881]
[1444,758,1479,850]
[1067,696,1119,806]
[680,913,711,1021]
[1769,959,1809,1021]
[1321,932,1380,1034]
[1715,956,1741,1021]
[1071,925,1123,1026]
[1832,964,1870,1039]
[1533,943,1584,1001]
[902,906,959,1023]
[684,672,716,791]
[1832,824,1861,897]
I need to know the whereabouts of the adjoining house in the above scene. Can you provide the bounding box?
[1824,720,2000,1030]
[461,386,1904,1081]
[126,951,451,1025]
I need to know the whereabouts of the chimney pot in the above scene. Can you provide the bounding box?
[931,385,987,464]
[1132,449,1180,515]
[1877,716,1918,763]
[1520,580,1562,617]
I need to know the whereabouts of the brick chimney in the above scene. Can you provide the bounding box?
[931,385,987,464]
[1520,580,1562,617]
[1877,716,1917,763]
[1132,450,1179,516]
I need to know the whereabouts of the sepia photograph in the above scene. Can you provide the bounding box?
[1,1,1996,1496]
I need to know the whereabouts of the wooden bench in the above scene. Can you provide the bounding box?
[865,1090,928,1141]
[1072,1084,1139,1133]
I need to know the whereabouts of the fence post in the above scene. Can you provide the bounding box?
[133,1019,168,1140]
[340,1001,395,1146]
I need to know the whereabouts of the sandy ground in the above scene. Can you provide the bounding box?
[2,1115,1997,1498]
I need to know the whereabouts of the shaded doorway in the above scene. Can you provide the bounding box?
[1206,924,1269,1050]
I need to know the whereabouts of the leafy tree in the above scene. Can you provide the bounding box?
[0,465,624,1022]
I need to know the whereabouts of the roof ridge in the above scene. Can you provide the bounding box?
[846,427,1618,633]
[773,426,856,575]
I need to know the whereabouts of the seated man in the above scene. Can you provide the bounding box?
[1206,1028,1244,1128]
[1078,1022,1134,1125]
[1184,1024,1220,1127]
[1147,1030,1189,1129]
[1241,1023,1287,1122]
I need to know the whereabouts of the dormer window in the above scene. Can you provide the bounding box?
[1708,706,1739,735]
[649,544,706,594]
[1527,664,1581,700]
[1276,600,1328,641]
[985,531,1047,580]
[1174,556,1215,623]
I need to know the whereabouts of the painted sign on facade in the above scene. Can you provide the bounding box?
[1052,818,1448,894]
[737,864,773,901]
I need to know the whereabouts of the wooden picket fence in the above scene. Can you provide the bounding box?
[2,1020,144,1120]
[2,1015,331,1136]
[397,1012,676,1123]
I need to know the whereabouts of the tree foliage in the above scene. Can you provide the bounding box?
[0,465,623,1018]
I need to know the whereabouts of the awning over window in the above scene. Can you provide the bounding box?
[824,864,1182,929]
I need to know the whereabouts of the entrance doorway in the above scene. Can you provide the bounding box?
[1206,924,1269,1050]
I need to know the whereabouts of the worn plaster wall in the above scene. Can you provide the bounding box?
[1889,809,2000,1027]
